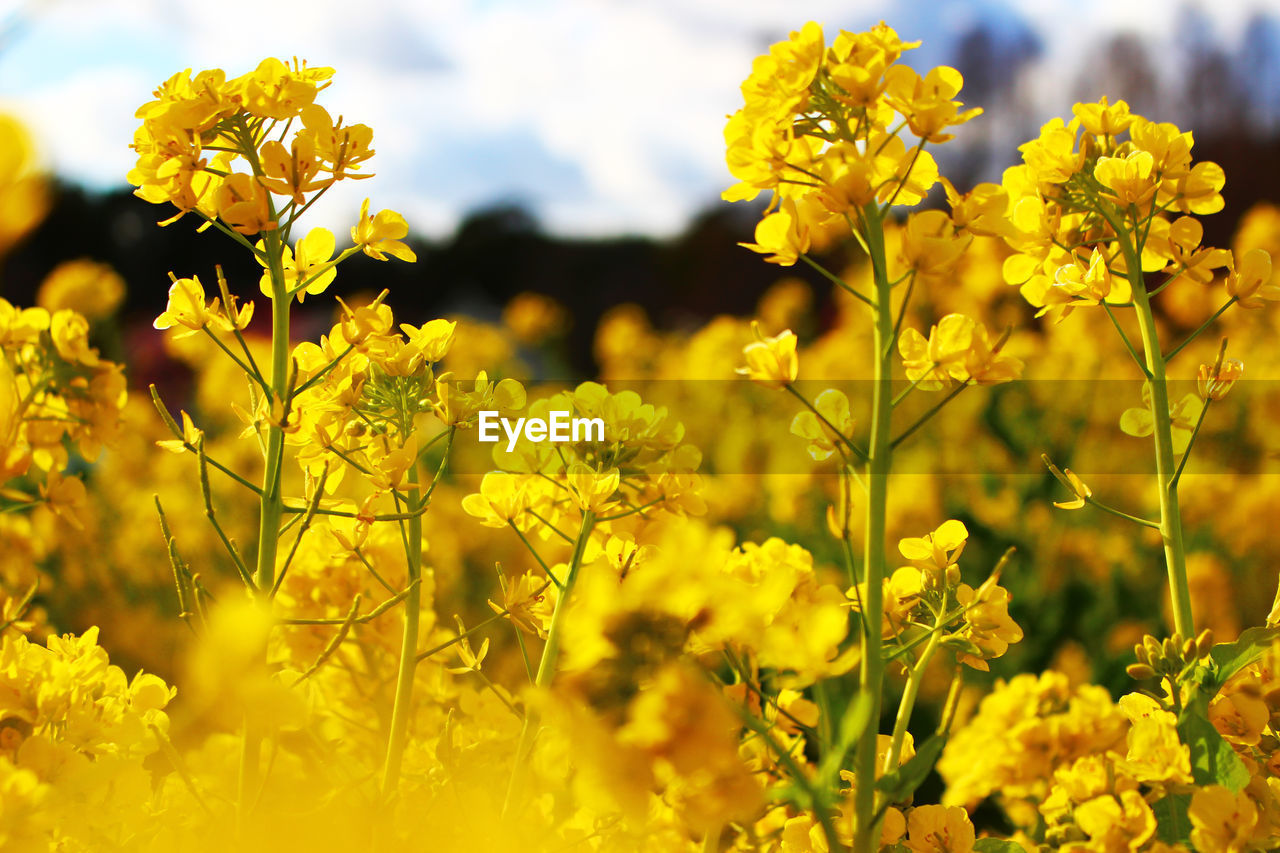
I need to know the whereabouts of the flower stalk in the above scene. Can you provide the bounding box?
[852,202,894,853]
[239,227,290,821]
[1117,229,1195,639]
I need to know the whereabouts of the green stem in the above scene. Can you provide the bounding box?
[739,710,841,853]
[533,511,594,686]
[239,227,291,824]
[1113,224,1195,638]
[883,607,945,773]
[502,510,596,815]
[1165,298,1236,362]
[1102,301,1151,379]
[813,680,835,757]
[381,466,423,793]
[1085,496,1162,530]
[891,382,970,449]
[801,253,877,309]
[1169,400,1211,490]
[852,203,893,853]
[785,383,869,462]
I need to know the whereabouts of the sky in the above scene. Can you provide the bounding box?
[0,0,1275,240]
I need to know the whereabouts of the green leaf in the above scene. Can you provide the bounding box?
[818,691,873,785]
[1177,712,1249,792]
[1152,793,1191,845]
[974,840,1026,853]
[1209,626,1280,689]
[876,733,947,803]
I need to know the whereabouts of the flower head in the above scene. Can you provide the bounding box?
[352,198,416,262]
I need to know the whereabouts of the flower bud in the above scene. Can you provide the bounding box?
[1126,663,1157,680]
[1143,635,1163,664]
[1194,628,1215,659]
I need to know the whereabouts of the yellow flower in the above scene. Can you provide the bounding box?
[722,115,822,203]
[900,209,970,277]
[736,21,825,123]
[942,179,1011,238]
[300,105,376,181]
[566,463,620,513]
[0,298,49,347]
[1163,159,1226,215]
[810,140,880,213]
[1072,96,1134,136]
[884,65,982,143]
[502,292,565,345]
[48,309,99,367]
[789,388,852,461]
[488,570,554,637]
[616,662,762,832]
[214,172,276,235]
[1198,358,1243,402]
[1094,150,1157,207]
[1209,686,1269,746]
[963,323,1022,385]
[233,57,333,121]
[1131,117,1193,174]
[461,472,530,528]
[1115,695,1191,785]
[257,136,328,203]
[1225,248,1279,308]
[156,410,202,453]
[898,519,968,583]
[1018,117,1082,184]
[153,276,217,336]
[897,314,1018,390]
[737,323,798,389]
[38,469,86,529]
[1119,384,1201,454]
[336,296,394,346]
[738,202,810,266]
[1073,789,1156,851]
[444,616,490,675]
[1189,786,1257,853]
[399,319,457,362]
[0,115,49,256]
[259,227,336,301]
[36,260,125,319]
[352,198,416,262]
[434,371,525,426]
[1039,249,1129,323]
[954,580,1023,670]
[904,804,975,853]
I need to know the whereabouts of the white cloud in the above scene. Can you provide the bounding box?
[0,0,1268,237]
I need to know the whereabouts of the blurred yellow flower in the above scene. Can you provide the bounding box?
[36,261,125,319]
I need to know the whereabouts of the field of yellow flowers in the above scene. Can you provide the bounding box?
[3,21,1280,853]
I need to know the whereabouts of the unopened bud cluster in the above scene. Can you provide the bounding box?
[1126,628,1214,680]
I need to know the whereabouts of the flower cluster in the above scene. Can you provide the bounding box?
[129,58,412,290]
[0,298,126,524]
[723,22,979,265]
